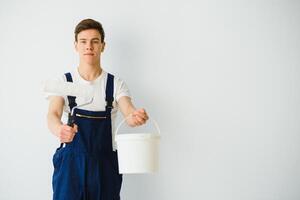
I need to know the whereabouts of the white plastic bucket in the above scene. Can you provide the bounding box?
[115,115,161,174]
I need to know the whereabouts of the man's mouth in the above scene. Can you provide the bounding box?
[84,53,94,56]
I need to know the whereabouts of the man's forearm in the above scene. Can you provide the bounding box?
[118,96,136,117]
[47,113,63,137]
[123,102,136,117]
[117,96,148,126]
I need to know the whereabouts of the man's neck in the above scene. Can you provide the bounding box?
[77,63,102,81]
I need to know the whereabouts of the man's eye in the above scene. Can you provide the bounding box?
[93,41,99,43]
[81,41,86,43]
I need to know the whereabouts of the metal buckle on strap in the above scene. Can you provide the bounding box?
[106,106,113,109]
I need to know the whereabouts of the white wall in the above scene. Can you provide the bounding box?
[0,0,300,199]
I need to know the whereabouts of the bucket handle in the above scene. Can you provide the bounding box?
[115,113,161,136]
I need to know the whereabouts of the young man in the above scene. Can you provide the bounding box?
[47,19,148,200]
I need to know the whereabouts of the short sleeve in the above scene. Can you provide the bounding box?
[44,75,68,102]
[114,77,131,102]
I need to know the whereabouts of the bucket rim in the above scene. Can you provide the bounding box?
[115,133,160,141]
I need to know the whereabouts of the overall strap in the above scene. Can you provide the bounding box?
[105,73,114,112]
[64,72,77,111]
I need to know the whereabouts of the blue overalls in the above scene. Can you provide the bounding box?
[52,72,123,200]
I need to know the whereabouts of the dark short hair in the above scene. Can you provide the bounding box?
[74,19,105,42]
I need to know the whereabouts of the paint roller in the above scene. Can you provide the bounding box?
[43,80,95,127]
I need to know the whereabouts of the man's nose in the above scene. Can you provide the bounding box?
[86,43,93,50]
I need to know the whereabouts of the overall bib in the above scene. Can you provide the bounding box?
[52,72,123,200]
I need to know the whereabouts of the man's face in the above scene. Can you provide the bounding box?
[74,29,105,65]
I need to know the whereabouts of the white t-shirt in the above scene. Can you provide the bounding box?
[45,68,131,150]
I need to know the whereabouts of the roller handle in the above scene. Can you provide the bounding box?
[67,113,75,127]
[58,113,74,148]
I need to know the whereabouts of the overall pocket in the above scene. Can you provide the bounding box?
[52,148,64,170]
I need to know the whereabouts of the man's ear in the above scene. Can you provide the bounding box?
[74,41,78,52]
[101,42,106,52]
